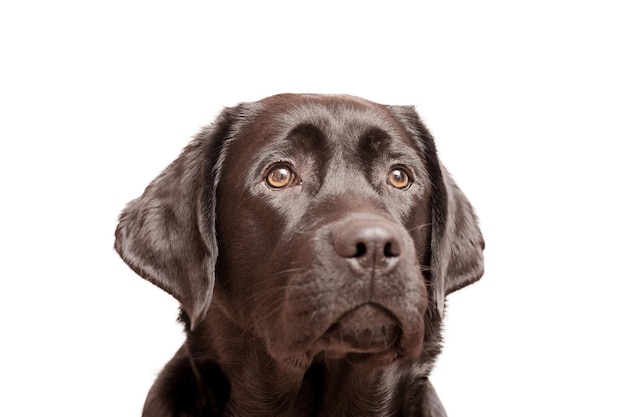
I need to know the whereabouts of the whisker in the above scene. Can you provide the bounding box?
[406,222,432,233]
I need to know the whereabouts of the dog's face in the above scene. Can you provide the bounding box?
[115,94,484,370]
[213,95,433,363]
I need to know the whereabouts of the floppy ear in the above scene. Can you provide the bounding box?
[431,167,485,314]
[114,107,247,329]
[388,105,485,316]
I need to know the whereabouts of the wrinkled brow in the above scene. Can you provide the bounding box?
[284,122,328,153]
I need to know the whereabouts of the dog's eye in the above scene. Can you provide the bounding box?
[266,165,295,189]
[388,168,412,189]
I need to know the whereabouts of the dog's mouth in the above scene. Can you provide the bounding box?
[317,303,401,358]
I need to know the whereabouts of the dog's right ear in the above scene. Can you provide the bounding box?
[114,104,258,329]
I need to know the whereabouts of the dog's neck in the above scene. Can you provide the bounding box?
[188,306,416,417]
[217,350,398,417]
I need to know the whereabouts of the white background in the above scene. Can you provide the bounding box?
[1,1,625,416]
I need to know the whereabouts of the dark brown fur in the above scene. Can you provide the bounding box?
[115,94,484,416]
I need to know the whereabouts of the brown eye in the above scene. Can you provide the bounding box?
[388,168,411,189]
[266,165,295,189]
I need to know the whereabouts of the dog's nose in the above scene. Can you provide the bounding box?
[333,219,402,272]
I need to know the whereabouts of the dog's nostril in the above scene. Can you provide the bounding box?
[354,242,367,258]
[383,241,400,258]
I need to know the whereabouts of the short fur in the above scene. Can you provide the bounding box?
[115,94,484,416]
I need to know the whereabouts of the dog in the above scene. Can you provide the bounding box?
[115,94,484,416]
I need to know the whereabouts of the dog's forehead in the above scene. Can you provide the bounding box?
[255,94,410,145]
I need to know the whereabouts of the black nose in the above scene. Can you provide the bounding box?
[333,219,402,273]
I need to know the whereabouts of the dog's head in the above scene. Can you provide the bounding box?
[115,94,484,367]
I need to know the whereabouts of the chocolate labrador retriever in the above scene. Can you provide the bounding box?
[115,94,484,416]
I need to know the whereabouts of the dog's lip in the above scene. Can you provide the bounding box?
[316,303,401,356]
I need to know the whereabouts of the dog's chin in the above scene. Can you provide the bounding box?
[269,303,424,369]
[314,304,407,361]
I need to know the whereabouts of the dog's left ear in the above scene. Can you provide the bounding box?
[432,167,485,314]
[389,105,485,316]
